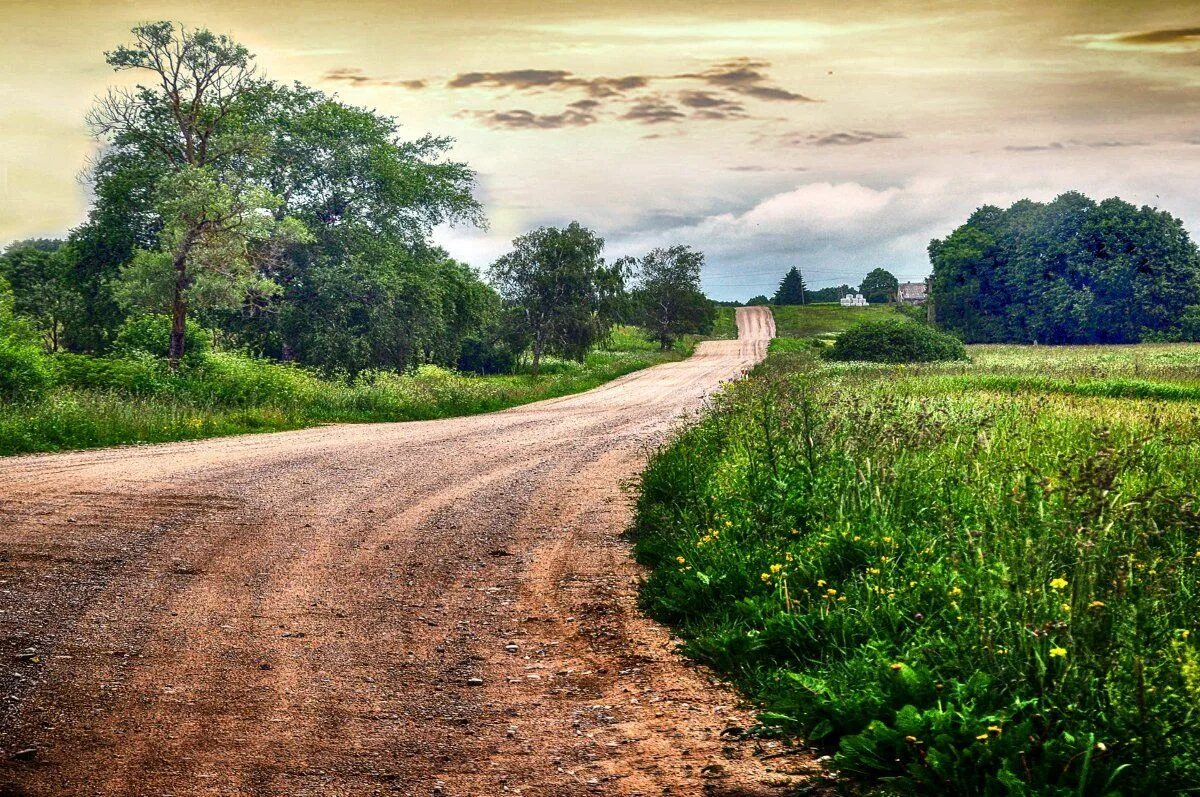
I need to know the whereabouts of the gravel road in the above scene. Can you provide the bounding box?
[0,307,811,796]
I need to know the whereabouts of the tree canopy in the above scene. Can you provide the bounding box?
[630,245,716,349]
[490,223,626,375]
[930,192,1200,343]
[773,267,808,305]
[859,267,899,304]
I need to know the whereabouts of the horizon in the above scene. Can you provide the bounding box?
[2,0,1199,300]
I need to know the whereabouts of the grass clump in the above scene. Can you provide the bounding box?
[827,317,967,363]
[632,343,1200,794]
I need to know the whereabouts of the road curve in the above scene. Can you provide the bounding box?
[0,307,798,796]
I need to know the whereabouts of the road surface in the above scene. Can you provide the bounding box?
[0,307,804,796]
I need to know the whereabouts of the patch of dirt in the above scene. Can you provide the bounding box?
[0,308,818,795]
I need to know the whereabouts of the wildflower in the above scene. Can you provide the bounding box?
[882,536,893,544]
[770,563,783,574]
[816,579,827,587]
[1049,647,1067,658]
[724,520,733,528]
[826,588,837,597]
[837,596,847,602]
[976,733,989,741]
[676,556,686,565]
[890,662,904,671]
[987,725,1002,735]
[1060,603,1071,613]
[760,573,771,583]
[1050,577,1068,590]
[867,567,881,575]
[784,552,793,562]
[1088,600,1105,609]
[1182,629,1192,639]
[949,586,963,597]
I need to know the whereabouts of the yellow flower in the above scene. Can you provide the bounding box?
[890,662,904,671]
[976,733,989,741]
[867,567,881,575]
[1182,629,1192,639]
[760,573,771,582]
[770,563,783,574]
[1050,577,1069,590]
[987,725,1002,735]
[949,586,963,597]
[676,556,686,565]
[816,579,827,587]
[1088,600,1105,609]
[784,552,793,562]
[837,596,847,602]
[1049,647,1067,658]
[1060,603,1071,613]
[826,588,838,597]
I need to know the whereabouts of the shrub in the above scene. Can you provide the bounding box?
[54,351,171,395]
[0,336,53,401]
[114,314,211,364]
[827,318,966,363]
[1179,305,1200,342]
[457,336,516,375]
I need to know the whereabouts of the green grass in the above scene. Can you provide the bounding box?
[631,342,1200,794]
[0,327,692,457]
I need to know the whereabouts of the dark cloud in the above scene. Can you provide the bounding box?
[681,58,815,102]
[469,108,597,130]
[1114,27,1200,47]
[803,130,906,147]
[322,68,426,89]
[568,99,602,110]
[678,90,743,111]
[622,101,687,124]
[447,70,647,97]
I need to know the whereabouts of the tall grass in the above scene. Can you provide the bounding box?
[632,344,1200,794]
[0,328,693,456]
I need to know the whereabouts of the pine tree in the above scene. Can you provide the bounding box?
[773,266,808,305]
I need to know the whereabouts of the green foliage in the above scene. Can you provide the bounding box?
[632,343,1200,793]
[113,314,211,364]
[807,284,856,303]
[859,267,899,304]
[457,337,516,375]
[827,318,967,363]
[491,222,627,375]
[0,335,686,456]
[773,267,808,305]
[770,303,901,339]
[930,192,1200,343]
[746,295,772,306]
[0,240,82,351]
[0,338,54,402]
[630,245,716,349]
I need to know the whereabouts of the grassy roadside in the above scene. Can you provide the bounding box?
[631,308,1200,792]
[0,327,693,457]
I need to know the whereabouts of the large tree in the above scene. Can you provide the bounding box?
[773,266,808,305]
[860,267,899,304]
[930,192,1200,343]
[490,223,626,376]
[630,245,715,349]
[87,21,300,367]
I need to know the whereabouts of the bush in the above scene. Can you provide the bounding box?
[114,314,211,364]
[1178,305,1200,342]
[0,336,53,401]
[827,318,966,363]
[54,351,171,395]
[457,336,516,375]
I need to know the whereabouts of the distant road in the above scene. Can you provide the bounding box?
[0,307,795,796]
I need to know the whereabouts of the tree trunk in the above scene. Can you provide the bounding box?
[531,337,543,377]
[167,235,195,370]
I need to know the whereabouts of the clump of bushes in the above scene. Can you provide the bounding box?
[113,314,211,365]
[0,336,53,401]
[827,317,967,363]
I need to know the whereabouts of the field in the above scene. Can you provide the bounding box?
[0,327,691,457]
[632,318,1200,792]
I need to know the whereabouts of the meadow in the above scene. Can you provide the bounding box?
[633,330,1200,793]
[0,327,691,457]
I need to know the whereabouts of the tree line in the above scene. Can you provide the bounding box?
[743,266,902,306]
[929,192,1200,344]
[0,22,714,382]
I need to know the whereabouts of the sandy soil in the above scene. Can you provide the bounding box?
[0,307,817,796]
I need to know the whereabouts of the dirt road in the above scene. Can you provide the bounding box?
[0,307,807,796]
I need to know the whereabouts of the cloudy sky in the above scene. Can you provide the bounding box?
[2,1,1199,299]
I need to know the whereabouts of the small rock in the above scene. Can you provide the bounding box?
[467,677,484,687]
[504,643,519,654]
[11,748,37,762]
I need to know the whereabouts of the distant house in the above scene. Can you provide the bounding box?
[840,293,869,307]
[897,281,928,305]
